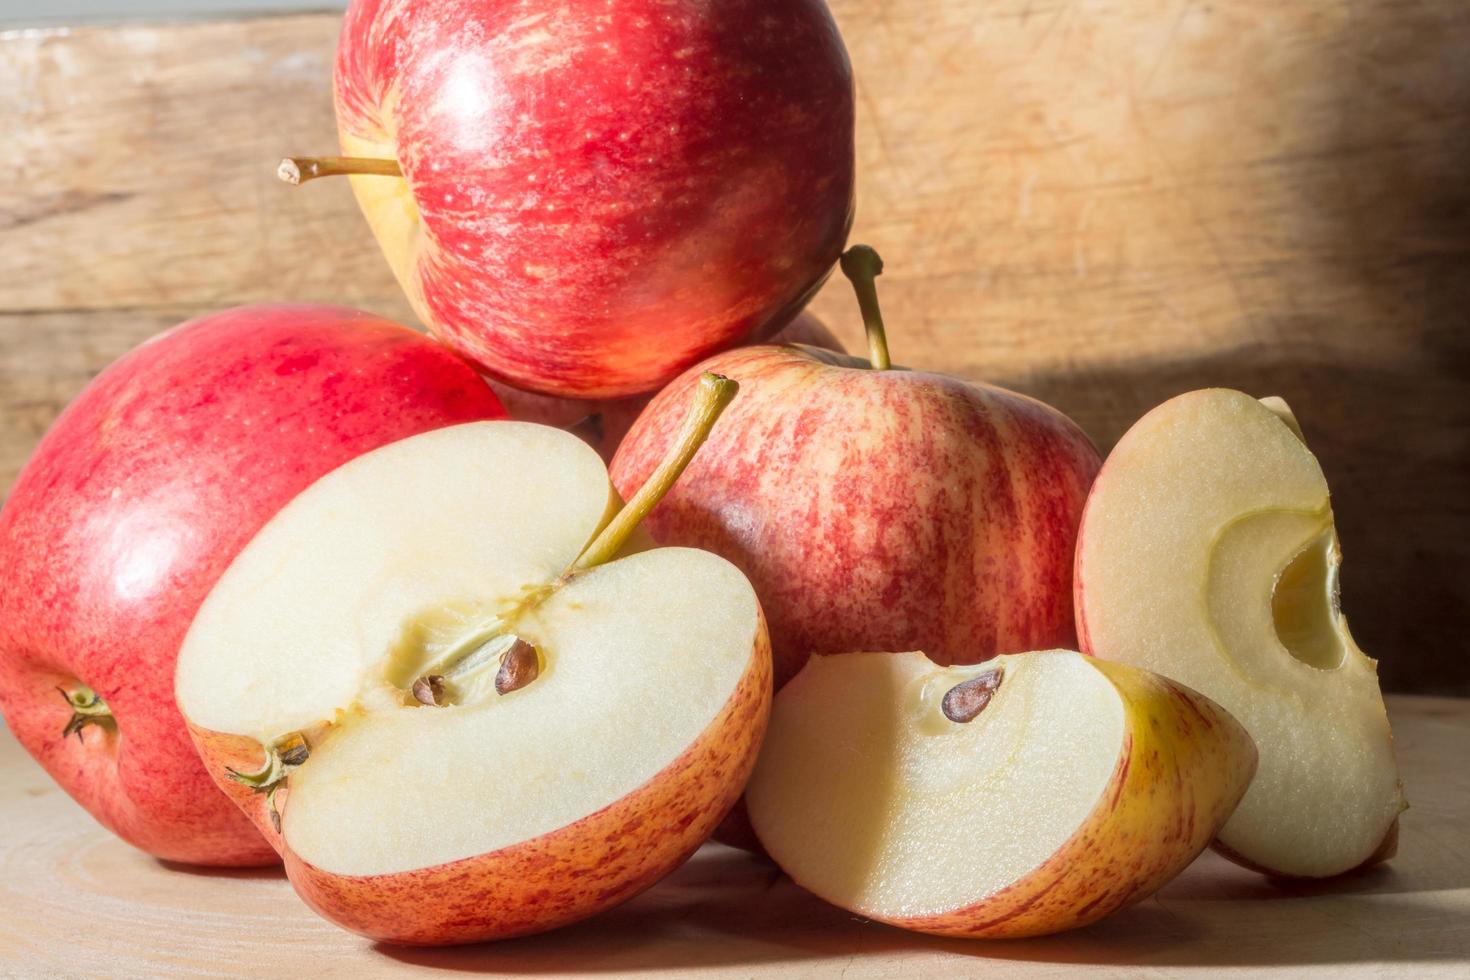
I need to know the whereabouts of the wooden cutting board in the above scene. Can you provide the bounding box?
[0,694,1466,977]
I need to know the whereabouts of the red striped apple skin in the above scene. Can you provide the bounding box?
[611,346,1103,689]
[188,619,772,944]
[489,312,846,461]
[334,0,855,399]
[0,306,505,866]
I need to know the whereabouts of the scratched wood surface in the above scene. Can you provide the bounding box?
[1,2,1467,691]
[1,694,1467,977]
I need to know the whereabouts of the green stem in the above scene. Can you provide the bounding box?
[408,373,738,704]
[568,372,738,574]
[277,156,402,185]
[839,245,892,370]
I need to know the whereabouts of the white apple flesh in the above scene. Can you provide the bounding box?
[176,383,771,943]
[1074,389,1406,878]
[746,650,1257,938]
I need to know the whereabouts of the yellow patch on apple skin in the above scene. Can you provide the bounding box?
[338,126,428,325]
[890,659,1256,940]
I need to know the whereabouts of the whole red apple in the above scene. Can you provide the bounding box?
[0,305,505,866]
[488,311,846,460]
[297,0,854,399]
[612,248,1102,689]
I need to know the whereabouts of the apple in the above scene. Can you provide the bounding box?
[746,649,1257,938]
[611,247,1102,688]
[282,0,855,399]
[0,305,506,866]
[1073,389,1407,878]
[175,374,771,944]
[488,311,846,461]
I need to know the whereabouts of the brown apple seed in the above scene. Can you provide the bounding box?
[942,666,1005,724]
[412,674,448,706]
[277,735,310,768]
[495,639,540,695]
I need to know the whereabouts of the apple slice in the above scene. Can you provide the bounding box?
[1074,389,1406,879]
[746,650,1256,939]
[176,375,771,945]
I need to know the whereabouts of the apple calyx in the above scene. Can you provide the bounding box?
[838,245,892,371]
[941,666,1004,723]
[277,156,403,185]
[403,371,740,708]
[226,732,311,832]
[55,684,113,740]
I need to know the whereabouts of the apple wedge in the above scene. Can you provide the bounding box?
[746,650,1256,939]
[1074,389,1406,879]
[176,375,771,945]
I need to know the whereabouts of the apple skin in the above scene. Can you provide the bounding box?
[488,312,845,461]
[334,0,855,399]
[823,658,1258,939]
[188,619,772,944]
[611,347,1103,688]
[0,306,505,866]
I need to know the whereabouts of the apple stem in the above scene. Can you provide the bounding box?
[567,372,739,575]
[407,374,737,707]
[277,156,402,185]
[839,245,892,371]
[56,684,112,740]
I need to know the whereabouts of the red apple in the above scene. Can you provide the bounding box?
[0,305,505,866]
[488,311,846,460]
[612,248,1102,686]
[291,0,854,399]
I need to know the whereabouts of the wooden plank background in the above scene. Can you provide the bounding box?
[2,1,1466,692]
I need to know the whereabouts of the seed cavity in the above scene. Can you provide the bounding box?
[495,638,541,695]
[942,667,1004,724]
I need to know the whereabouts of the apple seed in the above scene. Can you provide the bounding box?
[495,639,541,695]
[412,674,448,706]
[942,667,1004,724]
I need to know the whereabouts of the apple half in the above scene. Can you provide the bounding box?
[1074,389,1406,878]
[176,376,771,944]
[746,650,1256,939]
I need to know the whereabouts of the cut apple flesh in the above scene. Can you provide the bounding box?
[746,650,1256,938]
[1075,389,1404,878]
[748,652,1122,920]
[176,421,761,878]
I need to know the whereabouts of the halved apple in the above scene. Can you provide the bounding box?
[745,650,1256,939]
[1074,388,1406,878]
[176,376,771,945]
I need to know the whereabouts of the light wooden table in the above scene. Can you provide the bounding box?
[0,696,1465,978]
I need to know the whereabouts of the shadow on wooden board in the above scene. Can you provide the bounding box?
[372,845,1469,973]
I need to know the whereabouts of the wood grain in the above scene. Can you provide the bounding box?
[1,695,1466,976]
[1,3,1467,690]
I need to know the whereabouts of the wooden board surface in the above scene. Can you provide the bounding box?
[2,3,1468,692]
[0,694,1464,977]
